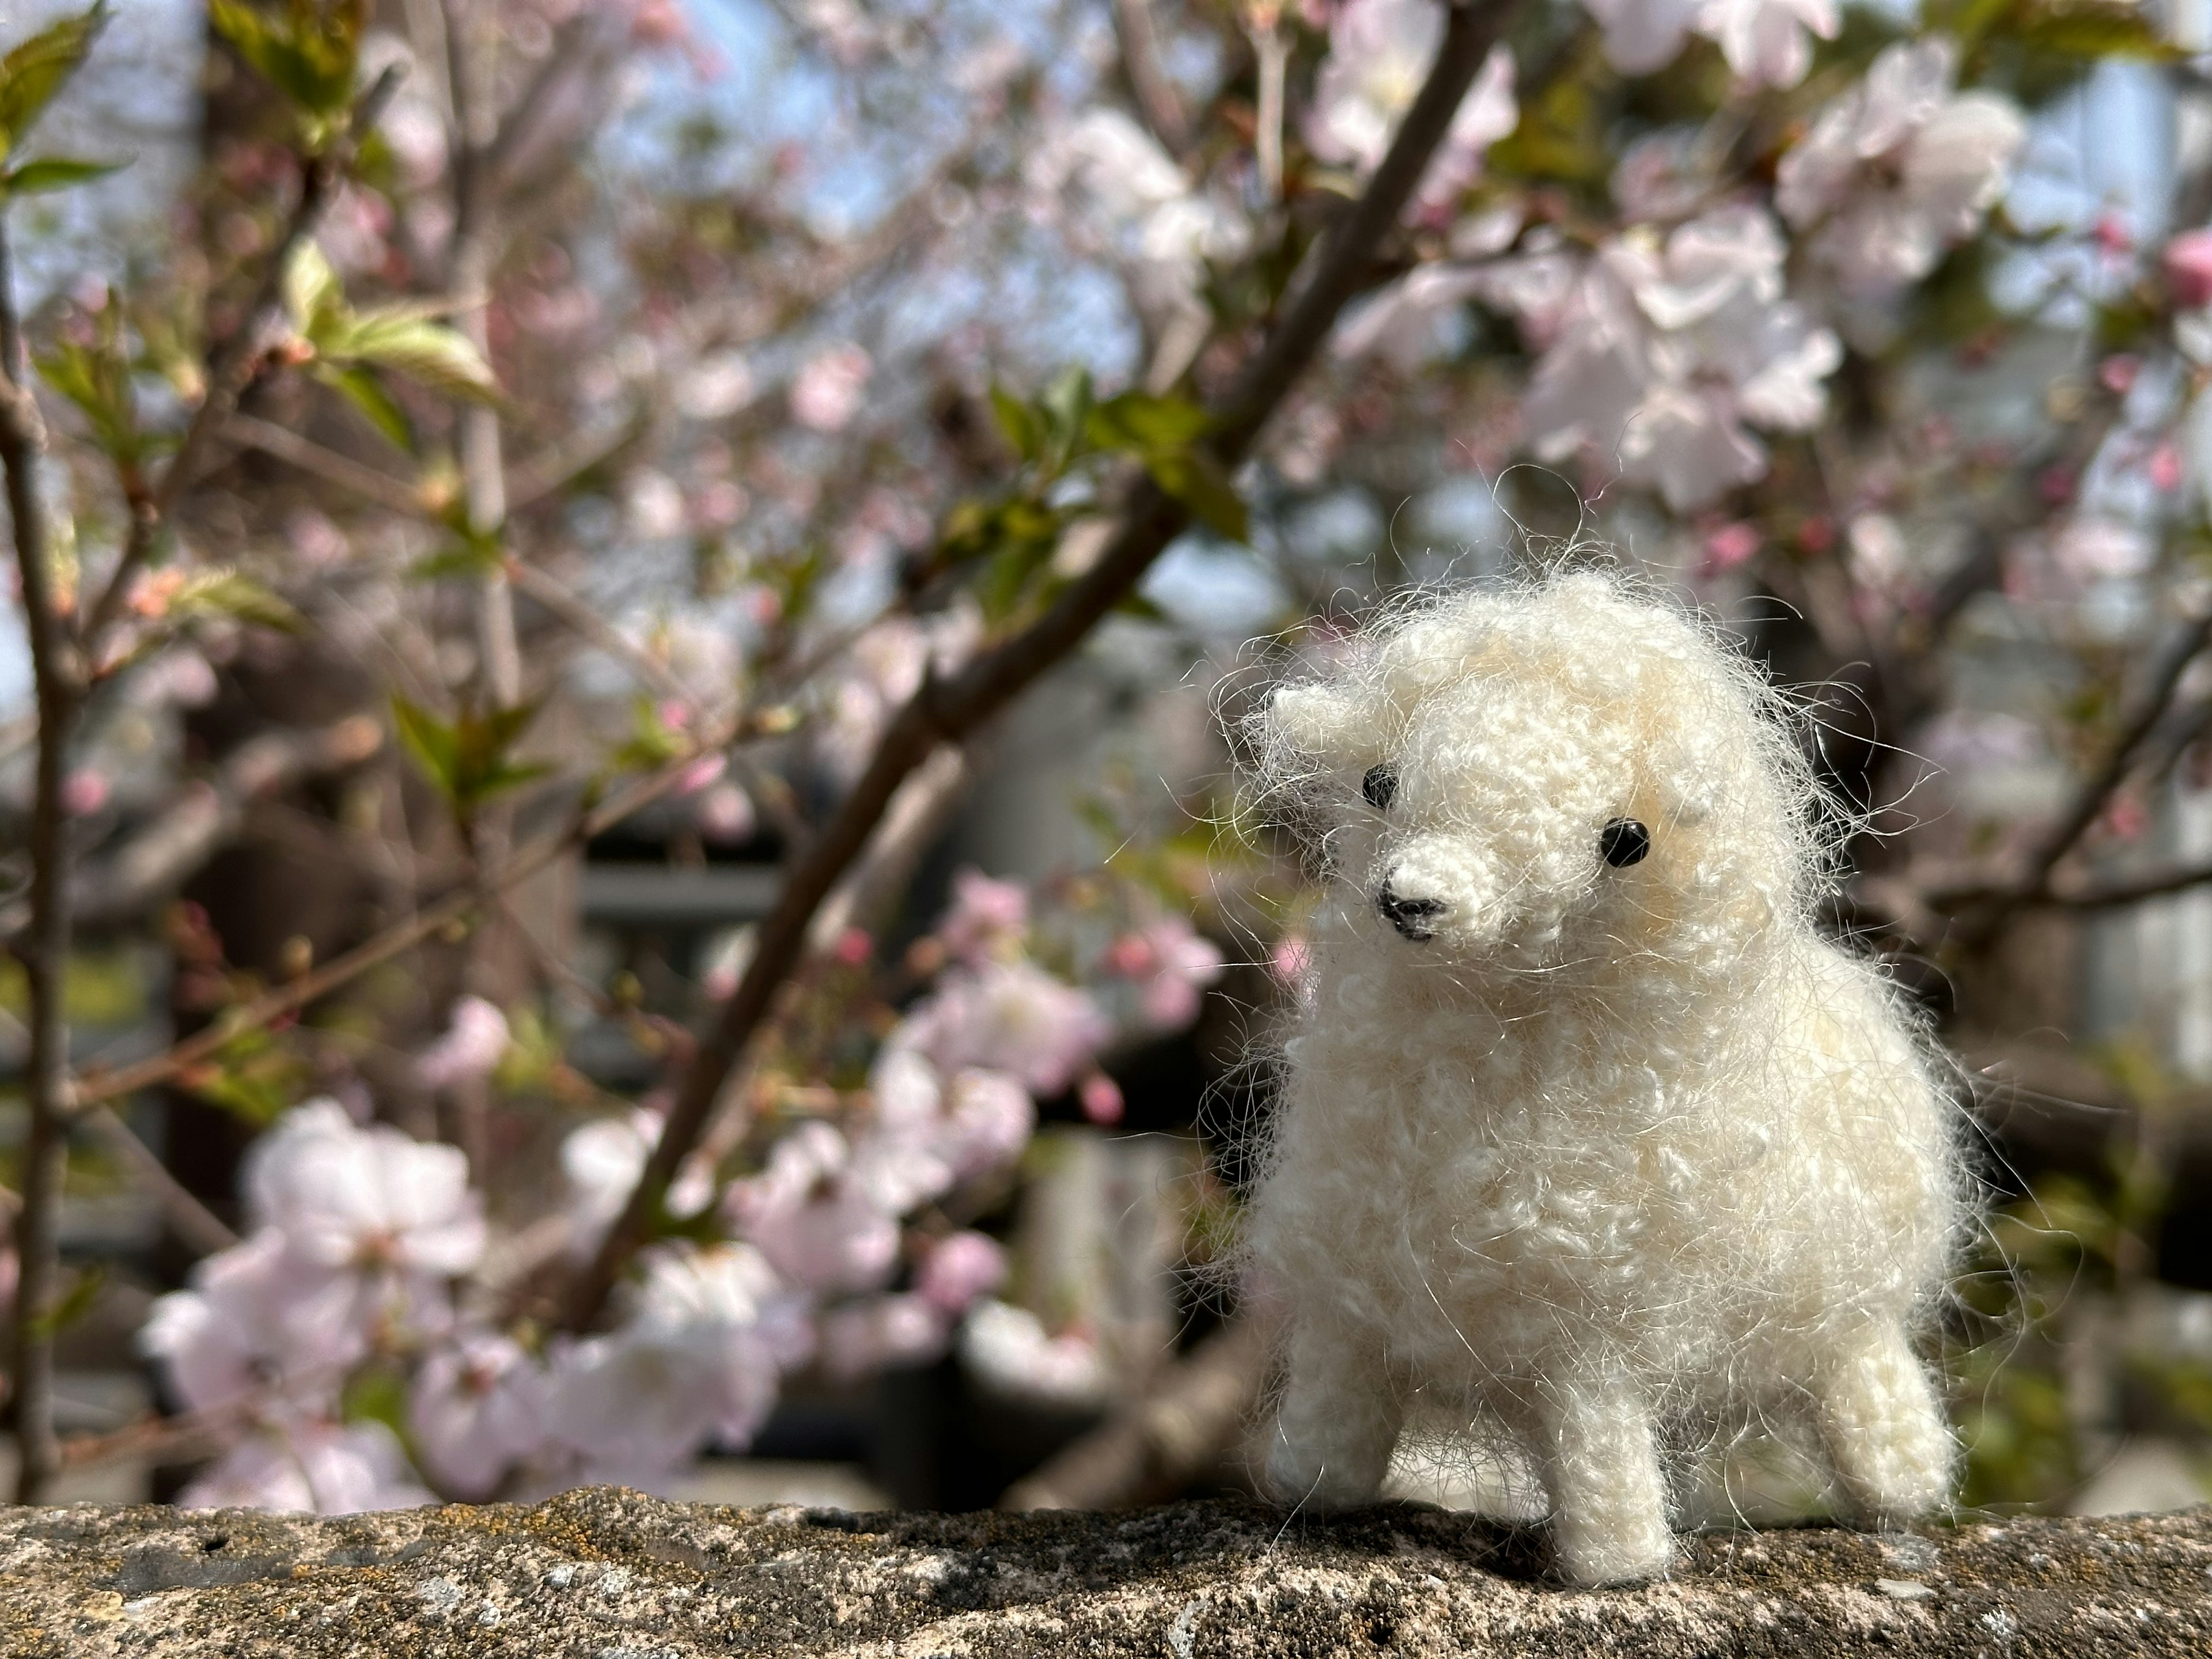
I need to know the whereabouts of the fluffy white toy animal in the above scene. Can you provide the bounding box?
[1244,572,1963,1588]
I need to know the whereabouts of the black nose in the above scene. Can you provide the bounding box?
[1377,882,1444,941]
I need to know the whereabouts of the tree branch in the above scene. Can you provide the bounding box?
[1932,604,2212,941]
[560,0,1529,1332]
[2,206,77,1502]
[1113,0,1191,156]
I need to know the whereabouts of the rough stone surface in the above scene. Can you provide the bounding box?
[2,1492,2209,1656]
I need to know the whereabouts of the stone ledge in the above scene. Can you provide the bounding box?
[1,1491,2209,1657]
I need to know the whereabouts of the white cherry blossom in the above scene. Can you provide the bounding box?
[1306,1,1516,214]
[546,1245,810,1480]
[1516,207,1840,510]
[959,1299,1111,1407]
[1582,0,1836,88]
[139,1229,370,1415]
[726,1121,902,1295]
[1026,109,1247,320]
[177,1420,433,1514]
[245,1100,486,1280]
[415,995,510,1090]
[409,1330,550,1499]
[1775,37,2025,301]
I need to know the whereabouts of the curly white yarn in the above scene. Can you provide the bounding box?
[1242,571,1963,1588]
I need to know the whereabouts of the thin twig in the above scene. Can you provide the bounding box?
[224,414,427,516]
[66,709,760,1111]
[560,0,1531,1333]
[81,1106,239,1259]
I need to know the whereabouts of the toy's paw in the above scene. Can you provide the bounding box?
[1839,1433,1952,1530]
[1263,1438,1383,1510]
[1552,1510,1676,1589]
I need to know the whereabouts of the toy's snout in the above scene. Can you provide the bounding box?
[1375,881,1445,941]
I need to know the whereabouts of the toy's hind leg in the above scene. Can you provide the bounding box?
[1538,1376,1674,1587]
[1816,1320,1953,1527]
[1266,1317,1403,1509]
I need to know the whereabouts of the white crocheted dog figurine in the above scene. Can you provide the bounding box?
[1245,573,1961,1587]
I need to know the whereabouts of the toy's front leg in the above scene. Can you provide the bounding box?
[1817,1319,1953,1527]
[1265,1316,1403,1509]
[1538,1375,1674,1586]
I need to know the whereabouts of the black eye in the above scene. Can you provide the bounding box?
[1362,764,1397,810]
[1600,818,1650,868]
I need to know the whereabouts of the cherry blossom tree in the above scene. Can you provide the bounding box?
[2,0,2207,1516]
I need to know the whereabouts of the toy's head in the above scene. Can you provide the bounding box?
[1253,572,1825,986]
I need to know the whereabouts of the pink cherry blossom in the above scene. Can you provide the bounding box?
[1306,2,1516,215]
[897,961,1113,1098]
[726,1122,902,1295]
[935,868,1029,963]
[1701,520,1763,572]
[1079,1070,1125,1126]
[1270,934,1313,988]
[916,1230,1008,1314]
[245,1101,486,1279]
[2052,516,2155,582]
[1105,916,1225,1031]
[695,780,756,843]
[60,769,109,817]
[178,1419,433,1514]
[415,996,510,1090]
[409,1330,550,1499]
[790,343,873,432]
[1775,38,2025,302]
[935,1067,1037,1179]
[819,1293,950,1381]
[2165,230,2212,309]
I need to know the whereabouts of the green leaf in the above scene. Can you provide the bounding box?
[209,0,363,122]
[1040,365,1093,467]
[25,1263,108,1344]
[393,695,550,821]
[34,302,139,461]
[407,532,502,581]
[0,3,107,164]
[169,569,305,633]
[392,695,462,798]
[317,361,413,450]
[1144,448,1247,543]
[989,384,1045,463]
[342,313,497,399]
[0,152,125,195]
[283,238,343,334]
[1084,389,1211,454]
[613,695,685,770]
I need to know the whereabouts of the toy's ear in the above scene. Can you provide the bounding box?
[1266,681,1373,764]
